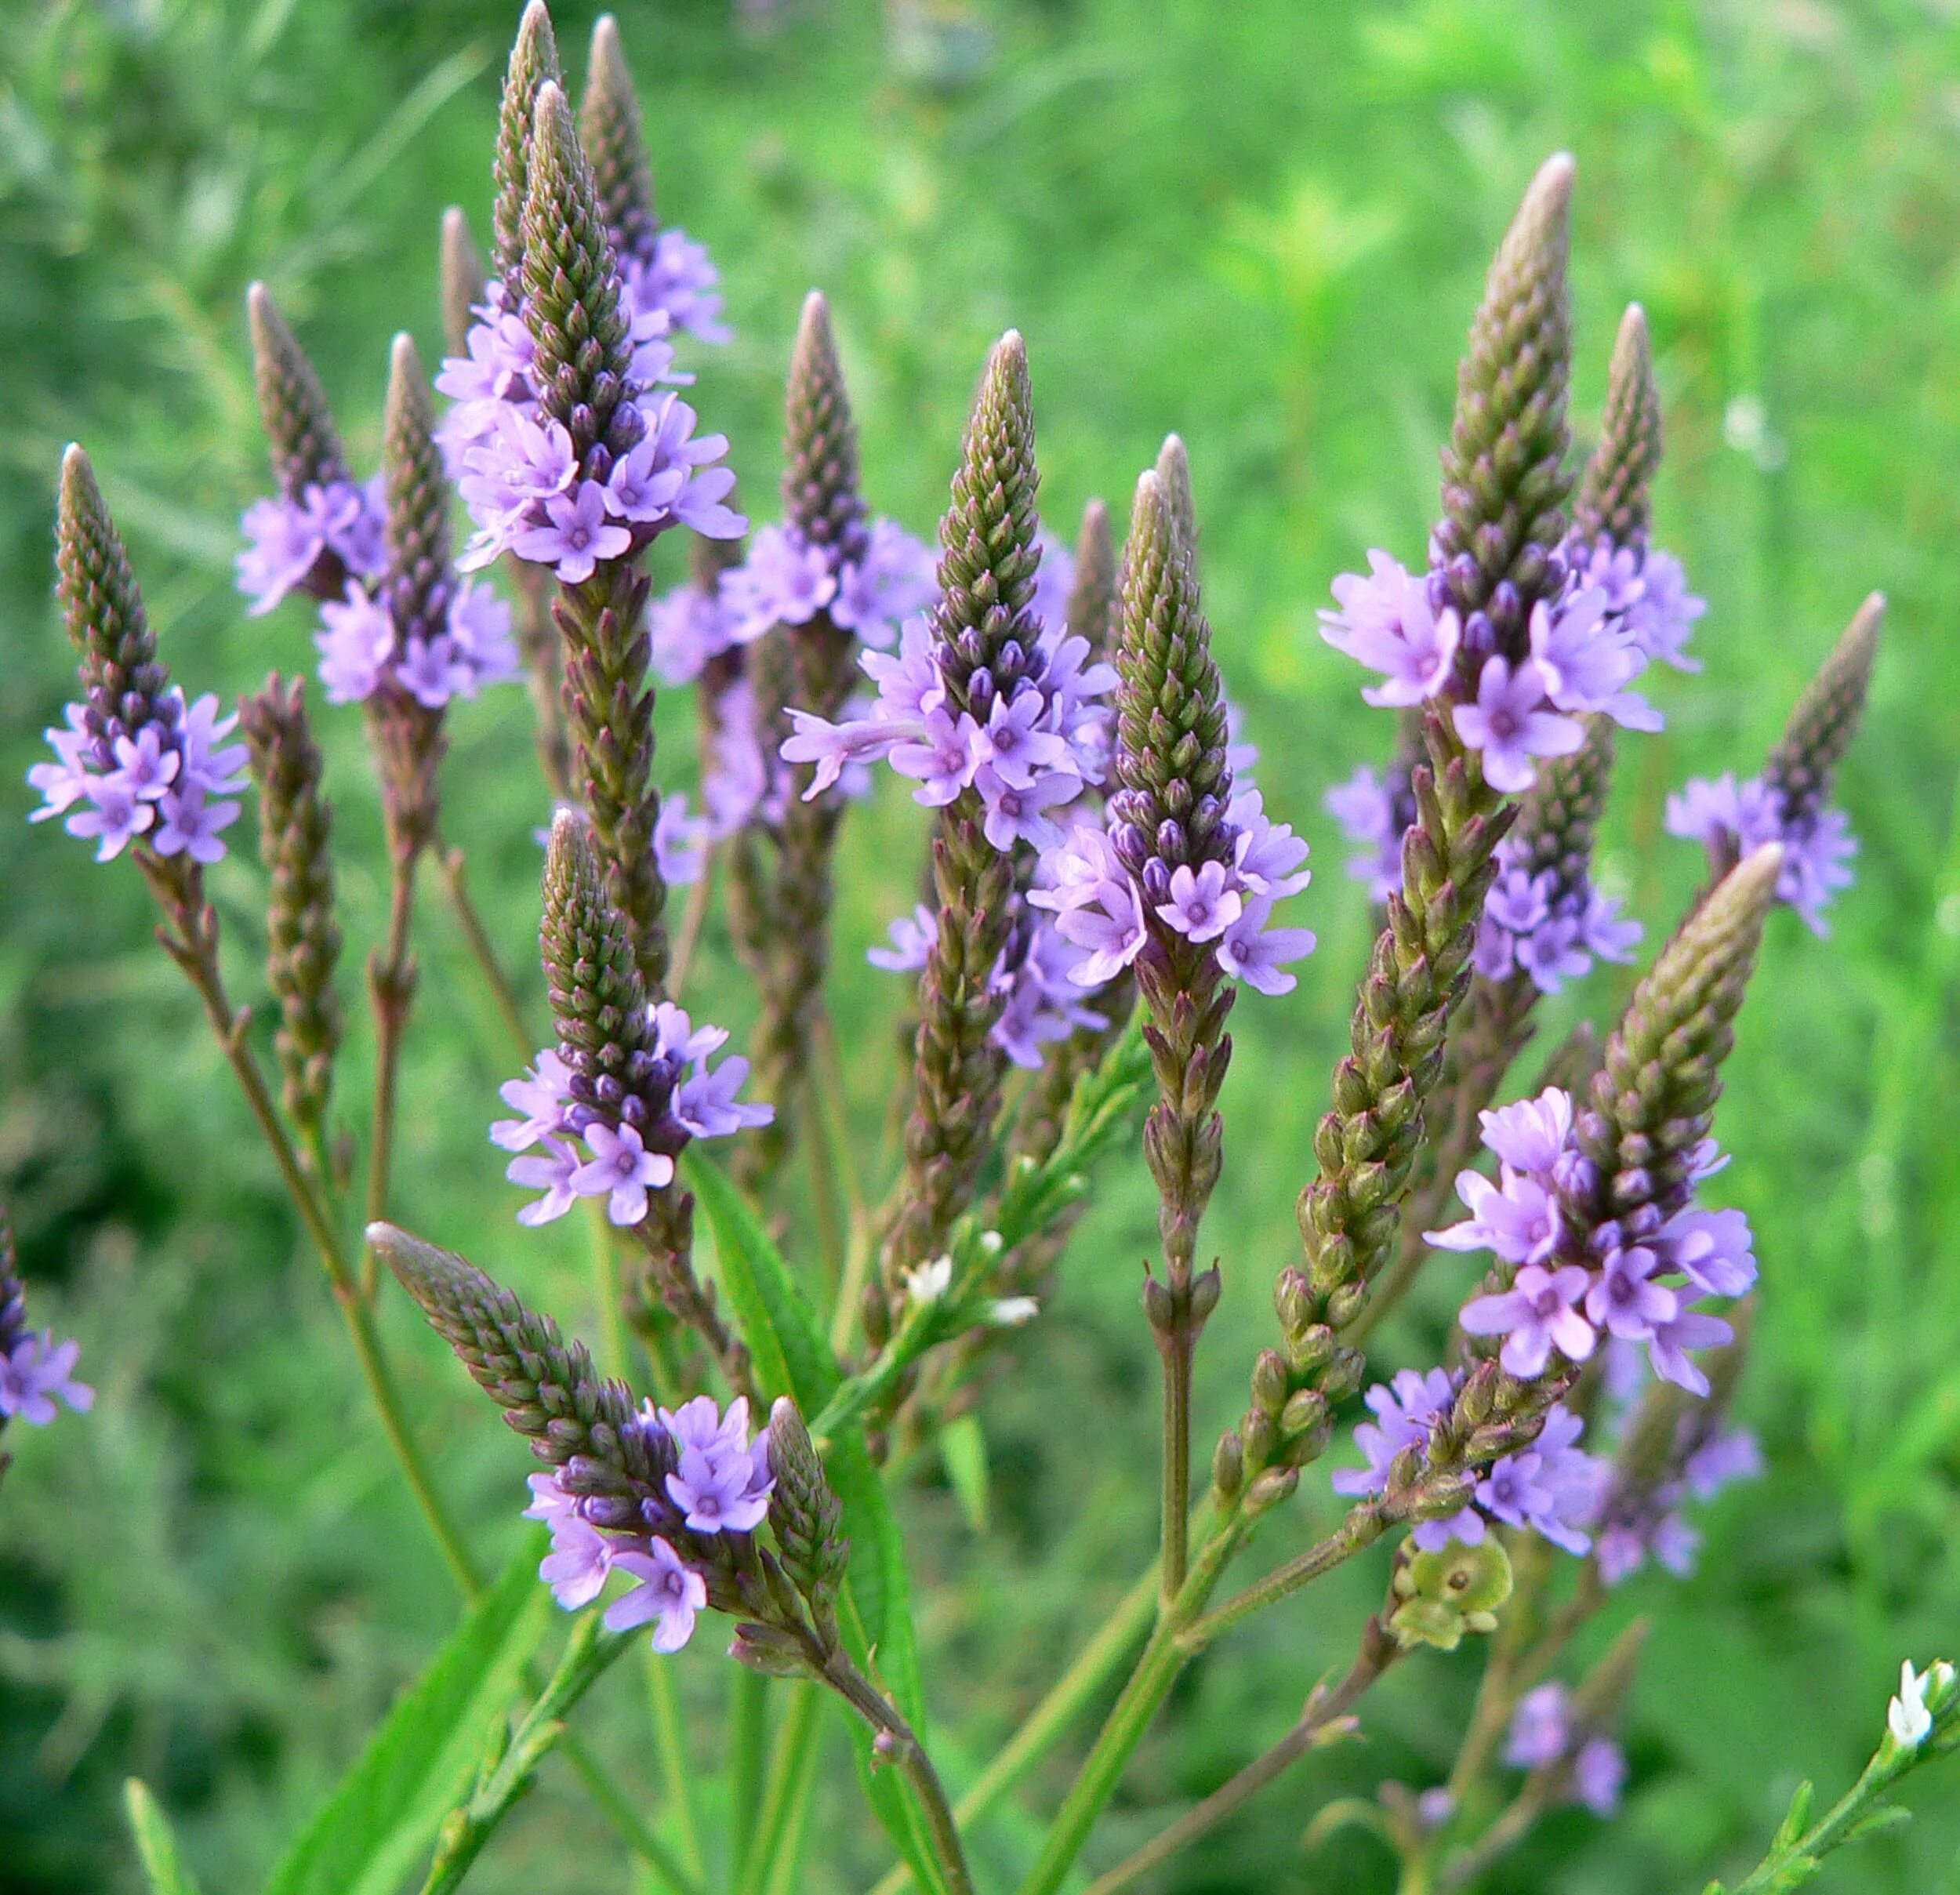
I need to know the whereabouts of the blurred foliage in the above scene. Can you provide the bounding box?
[3,0,1959,1890]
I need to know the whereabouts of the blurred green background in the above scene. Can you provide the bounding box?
[3,0,1958,1890]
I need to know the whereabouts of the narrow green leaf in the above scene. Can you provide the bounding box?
[125,1781,204,1895]
[263,1540,551,1895]
[1837,1803,1911,1846]
[1770,1781,1814,1852]
[940,1413,990,1534]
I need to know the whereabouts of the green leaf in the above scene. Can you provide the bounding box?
[1837,1802,1911,1846]
[126,1781,205,1895]
[1770,1781,1814,1852]
[263,1541,551,1895]
[688,1153,939,1888]
[939,1412,991,1534]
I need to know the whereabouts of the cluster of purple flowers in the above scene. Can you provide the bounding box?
[30,689,248,866]
[1472,834,1642,995]
[1323,761,1414,903]
[1333,1367,1604,1556]
[1029,782,1317,998]
[235,475,386,615]
[524,1394,771,1653]
[1504,1683,1628,1815]
[717,519,937,656]
[1664,773,1856,935]
[0,1332,93,1428]
[615,223,731,347]
[314,575,521,709]
[492,1003,771,1226]
[1432,1090,1755,1398]
[439,278,742,581]
[1318,537,1702,793]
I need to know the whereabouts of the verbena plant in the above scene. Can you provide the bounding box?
[9,8,1953,1892]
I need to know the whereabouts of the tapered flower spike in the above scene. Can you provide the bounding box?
[733,293,872,1190]
[767,1396,849,1643]
[581,15,659,270]
[239,676,343,1141]
[877,332,1042,1320]
[1764,591,1885,827]
[1576,841,1784,1228]
[520,78,637,459]
[1153,434,1198,573]
[440,206,488,358]
[492,0,563,282]
[1572,305,1661,549]
[57,445,176,748]
[246,283,353,502]
[1434,151,1577,663]
[541,808,661,1099]
[1064,496,1119,655]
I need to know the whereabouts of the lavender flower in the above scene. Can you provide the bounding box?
[0,1209,92,1447]
[1323,759,1413,902]
[32,448,248,866]
[607,1539,708,1651]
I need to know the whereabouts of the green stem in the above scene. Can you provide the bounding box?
[1160,1334,1192,1606]
[729,1667,771,1886]
[362,848,423,1299]
[668,847,717,1003]
[744,1683,823,1895]
[645,1655,706,1881]
[1177,1503,1387,1654]
[763,1698,825,1895]
[868,1562,1161,1895]
[437,840,532,1060]
[1080,1626,1396,1895]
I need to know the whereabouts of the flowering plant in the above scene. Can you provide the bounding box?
[13,9,1950,1894]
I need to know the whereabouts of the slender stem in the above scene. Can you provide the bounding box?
[1080,1626,1396,1895]
[668,848,717,1002]
[362,849,423,1298]
[589,1200,635,1392]
[437,840,532,1059]
[645,1654,706,1881]
[868,1561,1163,1895]
[762,1692,825,1895]
[803,1088,848,1294]
[743,1683,822,1895]
[1015,1515,1246,1895]
[1178,1504,1387,1654]
[729,1667,771,1886]
[822,1650,975,1895]
[1438,1790,1543,1892]
[1160,1334,1192,1606]
[560,1730,702,1895]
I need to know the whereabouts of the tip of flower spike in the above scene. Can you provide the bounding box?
[796,289,834,350]
[1846,590,1886,665]
[1154,434,1196,561]
[518,0,557,52]
[1494,151,1576,281]
[245,281,291,365]
[982,329,1030,413]
[1610,302,1650,377]
[60,441,92,491]
[589,13,627,88]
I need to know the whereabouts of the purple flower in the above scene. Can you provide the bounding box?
[603,437,687,525]
[1452,656,1584,794]
[1323,764,1404,901]
[27,709,96,820]
[666,1443,772,1534]
[1579,887,1642,962]
[316,586,396,705]
[151,783,240,863]
[1658,1205,1756,1298]
[1624,548,1704,671]
[720,524,839,641]
[1584,1244,1678,1341]
[510,481,634,584]
[1029,823,1150,985]
[507,1136,584,1226]
[492,1049,575,1152]
[1684,1427,1762,1499]
[0,1332,94,1425]
[448,581,521,684]
[1505,1683,1570,1770]
[622,226,731,343]
[677,1055,774,1139]
[1332,1367,1456,1497]
[1229,789,1313,899]
[1428,1168,1563,1267]
[1319,553,1461,706]
[1529,587,1661,731]
[977,767,1076,851]
[1514,913,1591,993]
[1478,1091,1575,1179]
[1646,1306,1733,1396]
[524,1473,612,1609]
[829,518,937,649]
[1485,866,1552,936]
[604,1538,706,1653]
[1573,1737,1627,1815]
[176,694,249,795]
[976,689,1071,789]
[891,708,983,808]
[66,779,155,861]
[1216,896,1317,996]
[106,724,180,803]
[1156,859,1243,943]
[1459,1262,1597,1379]
[654,793,712,887]
[395,634,472,710]
[572,1119,677,1226]
[869,903,938,973]
[234,478,386,615]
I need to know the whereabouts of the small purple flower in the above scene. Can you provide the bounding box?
[1229,789,1312,899]
[316,586,396,705]
[507,1136,584,1226]
[604,436,688,525]
[869,903,938,973]
[1156,859,1242,943]
[1452,656,1584,794]
[572,1121,677,1226]
[1573,1737,1627,1815]
[27,708,96,820]
[0,1332,94,1425]
[1579,887,1642,963]
[66,779,155,861]
[676,1055,775,1140]
[666,1443,772,1534]
[1658,1205,1756,1298]
[1684,1427,1762,1499]
[1505,1683,1571,1770]
[524,1472,612,1609]
[1216,896,1317,996]
[1625,548,1704,671]
[1646,1306,1733,1397]
[975,689,1071,789]
[1584,1244,1678,1341]
[1029,823,1150,986]
[1332,1367,1456,1497]
[1428,1168,1563,1267]
[395,633,472,710]
[604,1537,707,1653]
[891,707,983,808]
[492,1049,575,1152]
[720,524,839,641]
[1514,913,1590,994]
[106,725,180,803]
[1478,1091,1575,1179]
[1529,587,1661,731]
[654,793,712,887]
[151,783,240,863]
[1323,764,1404,901]
[1319,553,1461,706]
[977,767,1076,851]
[511,481,634,584]
[1459,1262,1597,1379]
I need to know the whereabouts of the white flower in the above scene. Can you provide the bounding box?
[1888,1660,1937,1748]
[986,1296,1040,1328]
[906,1257,955,1306]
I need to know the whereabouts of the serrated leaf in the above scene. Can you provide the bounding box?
[262,1541,550,1895]
[126,1781,205,1895]
[688,1153,939,1890]
[939,1412,990,1534]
